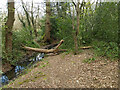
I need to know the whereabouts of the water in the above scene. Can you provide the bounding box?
[0,53,45,87]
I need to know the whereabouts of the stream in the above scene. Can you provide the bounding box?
[0,43,58,87]
[0,52,45,87]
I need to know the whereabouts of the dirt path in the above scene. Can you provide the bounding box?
[6,50,118,88]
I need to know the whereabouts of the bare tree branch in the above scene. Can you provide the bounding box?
[72,0,77,8]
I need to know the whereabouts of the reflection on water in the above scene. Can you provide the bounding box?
[0,53,44,87]
[0,75,9,87]
[15,66,25,76]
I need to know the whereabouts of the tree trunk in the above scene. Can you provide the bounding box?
[118,2,120,89]
[76,3,80,35]
[72,1,84,54]
[5,0,15,55]
[72,1,80,54]
[44,0,51,43]
[72,5,78,54]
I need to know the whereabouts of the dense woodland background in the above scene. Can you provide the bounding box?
[0,0,119,70]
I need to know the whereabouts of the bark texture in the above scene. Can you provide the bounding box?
[44,0,51,43]
[5,0,15,54]
[72,0,84,54]
[22,40,66,53]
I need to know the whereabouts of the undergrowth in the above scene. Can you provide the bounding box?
[92,40,118,61]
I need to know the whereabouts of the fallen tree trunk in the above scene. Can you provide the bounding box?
[22,40,67,53]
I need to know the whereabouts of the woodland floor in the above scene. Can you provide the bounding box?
[6,49,118,88]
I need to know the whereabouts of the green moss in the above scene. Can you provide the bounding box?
[71,61,76,64]
[18,79,30,85]
[43,77,47,80]
[31,72,46,82]
[39,63,48,68]
[83,57,96,63]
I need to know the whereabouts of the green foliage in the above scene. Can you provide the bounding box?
[39,17,46,37]
[1,2,118,66]
[83,57,96,63]
[79,2,118,60]
[91,2,118,43]
[5,28,40,64]
[1,27,41,65]
[79,2,118,46]
[41,2,118,60]
[92,41,118,60]
[13,28,38,48]
[50,16,74,50]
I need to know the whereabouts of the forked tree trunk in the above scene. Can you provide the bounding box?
[5,0,15,54]
[72,0,84,54]
[72,1,80,54]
